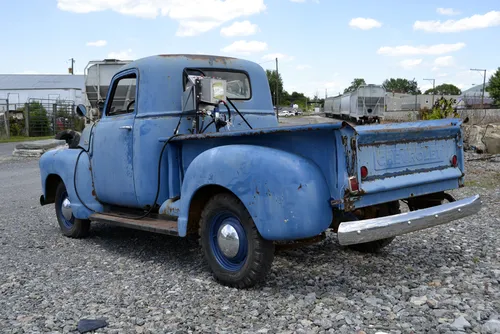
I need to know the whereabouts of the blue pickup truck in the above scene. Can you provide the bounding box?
[38,54,482,288]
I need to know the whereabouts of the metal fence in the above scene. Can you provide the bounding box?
[25,98,83,137]
[0,98,85,139]
[0,99,10,139]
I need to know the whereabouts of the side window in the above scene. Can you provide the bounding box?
[106,73,137,116]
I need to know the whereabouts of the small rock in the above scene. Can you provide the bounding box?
[250,310,259,317]
[300,319,312,327]
[364,297,381,306]
[427,299,438,309]
[410,296,428,306]
[482,319,500,333]
[450,315,471,331]
[304,292,316,304]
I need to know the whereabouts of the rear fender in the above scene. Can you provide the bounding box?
[39,147,103,219]
[178,144,333,240]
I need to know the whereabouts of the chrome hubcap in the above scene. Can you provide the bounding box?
[217,223,240,258]
[61,197,73,221]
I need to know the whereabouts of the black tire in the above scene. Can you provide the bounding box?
[55,130,81,149]
[346,201,400,253]
[55,182,90,238]
[199,193,275,288]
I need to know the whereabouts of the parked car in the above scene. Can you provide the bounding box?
[39,54,482,288]
[278,110,293,117]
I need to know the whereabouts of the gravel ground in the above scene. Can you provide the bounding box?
[0,148,499,333]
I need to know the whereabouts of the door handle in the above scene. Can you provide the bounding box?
[119,125,132,130]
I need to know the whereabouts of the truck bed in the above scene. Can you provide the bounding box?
[161,118,465,212]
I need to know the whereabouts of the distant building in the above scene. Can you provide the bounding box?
[385,92,461,111]
[457,84,493,108]
[0,74,85,111]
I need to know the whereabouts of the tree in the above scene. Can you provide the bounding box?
[486,67,500,105]
[266,69,283,106]
[383,78,421,94]
[343,78,366,94]
[421,96,459,120]
[424,83,461,95]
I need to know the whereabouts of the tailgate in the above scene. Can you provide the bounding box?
[352,119,464,205]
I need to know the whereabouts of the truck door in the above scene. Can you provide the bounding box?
[91,69,138,208]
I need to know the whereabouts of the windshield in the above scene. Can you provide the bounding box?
[185,69,251,100]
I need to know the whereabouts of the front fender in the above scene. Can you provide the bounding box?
[178,144,333,240]
[39,147,103,219]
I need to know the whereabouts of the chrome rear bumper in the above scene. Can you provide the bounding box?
[337,195,482,246]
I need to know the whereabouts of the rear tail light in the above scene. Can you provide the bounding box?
[360,166,368,179]
[451,155,458,167]
[349,176,359,192]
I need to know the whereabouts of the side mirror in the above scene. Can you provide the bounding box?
[76,104,87,117]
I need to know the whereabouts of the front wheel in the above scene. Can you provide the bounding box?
[55,182,90,238]
[199,193,274,288]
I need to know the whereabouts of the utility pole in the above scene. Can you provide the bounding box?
[69,58,75,75]
[275,57,279,109]
[470,68,486,109]
[423,78,435,106]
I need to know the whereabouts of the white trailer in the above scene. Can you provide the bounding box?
[349,84,385,124]
[340,93,351,119]
[83,59,132,120]
[324,95,341,118]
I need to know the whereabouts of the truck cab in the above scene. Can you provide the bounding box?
[39,54,482,288]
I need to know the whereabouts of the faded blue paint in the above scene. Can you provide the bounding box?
[39,147,103,219]
[177,144,333,240]
[39,54,471,242]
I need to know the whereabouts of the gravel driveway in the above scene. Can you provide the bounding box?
[0,148,499,334]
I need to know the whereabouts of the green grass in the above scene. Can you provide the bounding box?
[0,135,54,144]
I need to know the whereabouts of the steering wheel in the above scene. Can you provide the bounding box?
[126,100,135,112]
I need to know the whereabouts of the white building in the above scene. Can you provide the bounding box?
[0,74,85,111]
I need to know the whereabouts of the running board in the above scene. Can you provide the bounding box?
[89,213,179,236]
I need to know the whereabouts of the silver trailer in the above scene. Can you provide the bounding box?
[83,59,132,120]
[340,93,351,118]
[323,84,385,124]
[350,84,385,124]
[324,95,341,118]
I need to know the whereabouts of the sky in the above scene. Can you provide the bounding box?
[1,0,499,98]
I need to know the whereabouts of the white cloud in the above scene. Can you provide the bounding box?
[399,58,422,69]
[262,53,294,62]
[221,40,268,55]
[437,73,448,77]
[296,64,312,70]
[220,20,259,37]
[377,42,466,56]
[57,0,266,37]
[349,17,382,30]
[108,49,134,59]
[86,40,107,47]
[434,56,455,67]
[436,8,460,16]
[414,10,500,33]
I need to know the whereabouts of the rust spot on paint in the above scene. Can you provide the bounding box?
[91,190,96,197]
[256,187,260,195]
[298,184,302,190]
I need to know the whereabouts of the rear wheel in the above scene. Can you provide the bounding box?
[345,201,400,253]
[55,182,90,238]
[199,193,274,288]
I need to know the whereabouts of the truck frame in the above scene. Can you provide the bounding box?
[38,54,482,288]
